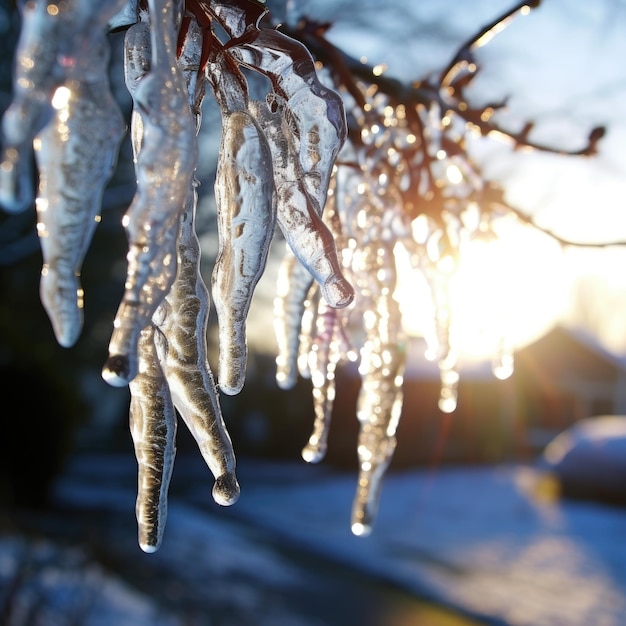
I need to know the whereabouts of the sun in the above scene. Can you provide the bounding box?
[395,215,569,365]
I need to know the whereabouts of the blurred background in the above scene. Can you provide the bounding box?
[1,1,626,624]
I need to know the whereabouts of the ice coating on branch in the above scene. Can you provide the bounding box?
[210,0,268,39]
[154,189,239,507]
[129,324,177,553]
[35,40,125,347]
[103,0,197,387]
[0,0,127,213]
[233,27,347,210]
[251,100,353,309]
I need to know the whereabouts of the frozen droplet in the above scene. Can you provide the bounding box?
[493,337,515,380]
[438,354,459,413]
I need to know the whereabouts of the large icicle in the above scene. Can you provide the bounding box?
[207,53,276,396]
[129,323,177,553]
[153,186,240,508]
[103,0,197,387]
[127,14,239,550]
[34,36,125,347]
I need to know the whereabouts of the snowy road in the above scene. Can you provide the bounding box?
[2,452,488,626]
[5,452,626,625]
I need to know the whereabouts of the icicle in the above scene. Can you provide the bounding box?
[127,16,239,552]
[153,186,239,507]
[129,323,177,553]
[207,57,276,395]
[103,0,197,387]
[211,109,275,394]
[296,282,321,381]
[350,243,405,536]
[0,0,127,213]
[273,247,315,390]
[34,37,125,347]
[251,100,354,309]
[301,298,342,463]
[232,27,347,210]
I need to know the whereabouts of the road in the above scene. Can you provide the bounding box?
[3,451,494,626]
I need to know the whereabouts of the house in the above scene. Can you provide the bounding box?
[319,325,626,468]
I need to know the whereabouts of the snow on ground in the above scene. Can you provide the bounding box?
[217,458,626,626]
[15,444,626,626]
[4,449,626,625]
[0,534,179,626]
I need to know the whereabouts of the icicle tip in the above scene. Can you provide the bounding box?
[321,274,354,309]
[301,442,326,464]
[139,541,160,554]
[102,354,133,387]
[212,473,240,506]
[351,521,372,537]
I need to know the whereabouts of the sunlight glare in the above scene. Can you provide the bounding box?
[395,216,568,360]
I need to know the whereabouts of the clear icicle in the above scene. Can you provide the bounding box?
[302,298,342,464]
[103,0,197,387]
[129,323,177,554]
[0,0,127,213]
[211,110,275,394]
[153,186,239,507]
[207,58,276,395]
[251,100,353,309]
[35,40,125,347]
[296,282,320,381]
[350,242,405,537]
[232,27,347,210]
[273,247,315,390]
[127,16,239,552]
